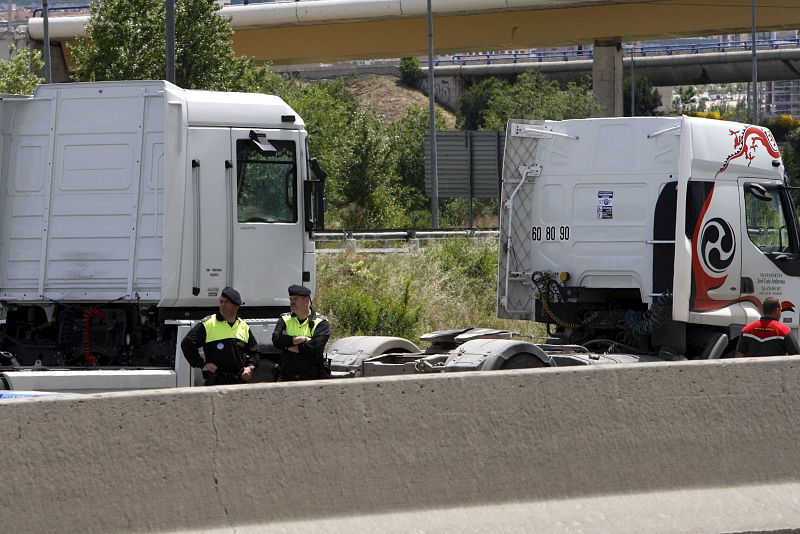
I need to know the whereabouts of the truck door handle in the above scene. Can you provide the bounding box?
[741,277,754,294]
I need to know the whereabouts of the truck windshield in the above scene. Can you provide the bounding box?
[744,187,796,254]
[236,139,297,223]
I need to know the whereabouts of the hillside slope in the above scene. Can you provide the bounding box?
[343,74,457,129]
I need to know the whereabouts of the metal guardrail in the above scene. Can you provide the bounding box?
[313,229,499,241]
[313,229,499,253]
[434,38,800,66]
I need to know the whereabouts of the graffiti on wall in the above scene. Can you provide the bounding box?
[419,77,461,110]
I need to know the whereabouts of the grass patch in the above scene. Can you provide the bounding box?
[316,238,545,344]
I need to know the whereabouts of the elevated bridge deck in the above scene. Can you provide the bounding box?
[27,0,800,65]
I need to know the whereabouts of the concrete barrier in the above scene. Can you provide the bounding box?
[3,357,800,533]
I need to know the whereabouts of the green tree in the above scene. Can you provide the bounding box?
[623,74,662,116]
[385,106,450,227]
[390,108,447,179]
[69,0,281,91]
[389,107,429,192]
[337,112,407,228]
[0,46,44,95]
[784,126,800,186]
[457,77,508,130]
[479,72,600,130]
[671,85,697,114]
[280,80,359,213]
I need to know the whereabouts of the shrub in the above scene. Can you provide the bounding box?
[690,110,723,120]
[377,280,421,338]
[399,57,423,88]
[762,115,800,141]
[323,280,421,339]
[429,238,497,283]
[323,285,379,335]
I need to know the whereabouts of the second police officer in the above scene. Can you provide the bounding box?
[271,284,331,381]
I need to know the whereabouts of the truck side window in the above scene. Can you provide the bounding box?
[235,139,297,223]
[744,187,794,254]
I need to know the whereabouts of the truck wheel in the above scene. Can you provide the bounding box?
[500,352,547,370]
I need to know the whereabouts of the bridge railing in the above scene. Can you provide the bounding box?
[435,38,800,66]
[31,5,91,18]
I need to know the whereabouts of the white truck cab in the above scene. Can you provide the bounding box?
[498,115,795,357]
[0,81,325,390]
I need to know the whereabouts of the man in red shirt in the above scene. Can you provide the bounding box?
[735,297,800,357]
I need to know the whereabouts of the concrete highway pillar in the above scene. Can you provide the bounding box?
[593,39,624,117]
[27,38,70,83]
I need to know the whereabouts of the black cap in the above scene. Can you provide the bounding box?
[220,287,242,306]
[288,284,311,297]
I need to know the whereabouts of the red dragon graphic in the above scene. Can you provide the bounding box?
[714,125,781,180]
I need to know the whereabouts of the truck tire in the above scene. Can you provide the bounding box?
[500,352,548,370]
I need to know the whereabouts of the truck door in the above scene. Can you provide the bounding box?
[688,180,743,309]
[188,127,232,303]
[738,179,800,330]
[230,128,304,309]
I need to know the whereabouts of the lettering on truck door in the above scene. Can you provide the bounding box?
[738,179,800,331]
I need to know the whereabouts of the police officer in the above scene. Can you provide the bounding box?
[271,284,330,381]
[181,287,259,385]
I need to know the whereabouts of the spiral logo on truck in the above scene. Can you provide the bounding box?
[699,218,736,274]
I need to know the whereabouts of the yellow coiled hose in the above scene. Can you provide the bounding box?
[531,271,599,329]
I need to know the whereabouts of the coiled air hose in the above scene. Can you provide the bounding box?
[82,307,108,365]
[531,271,598,329]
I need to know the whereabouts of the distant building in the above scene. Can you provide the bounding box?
[761,30,800,117]
[763,80,800,117]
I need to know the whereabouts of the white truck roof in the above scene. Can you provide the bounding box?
[32,80,304,130]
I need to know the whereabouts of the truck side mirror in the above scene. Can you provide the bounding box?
[304,158,327,232]
[746,183,772,202]
[309,158,328,180]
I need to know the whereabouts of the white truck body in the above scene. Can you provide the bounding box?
[0,81,324,389]
[0,81,315,308]
[498,116,796,355]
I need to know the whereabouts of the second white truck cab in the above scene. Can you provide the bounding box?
[498,115,794,357]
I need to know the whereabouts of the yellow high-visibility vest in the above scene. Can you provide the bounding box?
[281,313,322,337]
[203,315,251,343]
